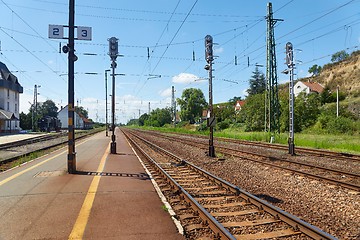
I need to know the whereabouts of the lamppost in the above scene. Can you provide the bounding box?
[105,69,110,136]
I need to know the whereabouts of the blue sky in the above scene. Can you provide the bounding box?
[1,0,359,124]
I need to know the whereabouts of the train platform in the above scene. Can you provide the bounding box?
[0,132,44,144]
[0,128,184,239]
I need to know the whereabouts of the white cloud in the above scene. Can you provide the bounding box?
[172,73,199,84]
[159,87,172,97]
[214,47,224,54]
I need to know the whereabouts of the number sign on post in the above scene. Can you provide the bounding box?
[77,26,92,40]
[48,25,64,39]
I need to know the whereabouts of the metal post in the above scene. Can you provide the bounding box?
[205,35,215,157]
[172,86,176,126]
[110,61,117,154]
[208,61,215,157]
[32,85,36,131]
[336,86,339,117]
[289,66,295,155]
[105,69,110,136]
[266,2,282,135]
[67,0,76,173]
[286,42,295,156]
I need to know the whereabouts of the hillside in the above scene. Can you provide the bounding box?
[301,50,360,96]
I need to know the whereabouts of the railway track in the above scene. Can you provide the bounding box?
[132,129,360,192]
[157,130,360,162]
[123,129,336,239]
[0,129,103,167]
[0,132,67,150]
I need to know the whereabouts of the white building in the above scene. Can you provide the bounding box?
[58,105,84,129]
[0,62,23,133]
[294,81,324,97]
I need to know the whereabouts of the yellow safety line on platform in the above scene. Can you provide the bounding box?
[0,139,91,187]
[68,145,109,240]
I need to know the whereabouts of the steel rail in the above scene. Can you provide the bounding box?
[124,130,236,240]
[123,128,337,239]
[142,129,360,162]
[0,132,67,150]
[137,129,360,192]
[0,129,102,166]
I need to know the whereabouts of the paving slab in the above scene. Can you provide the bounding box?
[0,129,184,240]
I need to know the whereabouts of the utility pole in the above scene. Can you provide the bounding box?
[105,69,110,136]
[67,0,76,173]
[48,0,92,174]
[266,2,282,137]
[285,42,295,155]
[336,85,339,117]
[205,35,215,157]
[32,84,40,131]
[148,102,151,115]
[108,37,118,154]
[171,86,176,126]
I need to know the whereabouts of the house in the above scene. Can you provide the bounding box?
[0,62,23,133]
[78,112,93,129]
[58,105,93,130]
[234,100,246,112]
[58,105,84,130]
[294,81,324,97]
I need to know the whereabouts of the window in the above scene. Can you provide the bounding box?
[15,92,17,100]
[7,102,10,111]
[15,104,18,113]
[7,89,10,99]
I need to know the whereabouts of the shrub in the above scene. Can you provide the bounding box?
[216,119,231,131]
[196,122,208,131]
[326,117,355,134]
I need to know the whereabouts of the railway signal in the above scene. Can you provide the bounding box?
[204,35,215,158]
[284,42,295,156]
[109,37,118,61]
[108,37,119,154]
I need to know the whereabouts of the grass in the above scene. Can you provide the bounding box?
[161,205,168,212]
[129,125,360,155]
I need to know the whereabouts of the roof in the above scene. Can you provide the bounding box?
[301,81,324,93]
[234,100,246,111]
[0,61,23,93]
[0,109,18,120]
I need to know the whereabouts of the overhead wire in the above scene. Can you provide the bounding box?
[135,0,199,97]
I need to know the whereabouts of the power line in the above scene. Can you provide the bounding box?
[278,0,356,40]
[135,0,198,97]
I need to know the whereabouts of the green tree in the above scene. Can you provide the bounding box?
[127,119,139,126]
[138,113,149,126]
[308,64,322,76]
[214,103,234,124]
[242,93,265,131]
[145,108,172,127]
[228,96,242,105]
[331,50,349,62]
[294,92,321,132]
[75,106,88,118]
[19,111,32,130]
[279,91,289,132]
[177,88,207,124]
[247,67,266,96]
[38,100,58,117]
